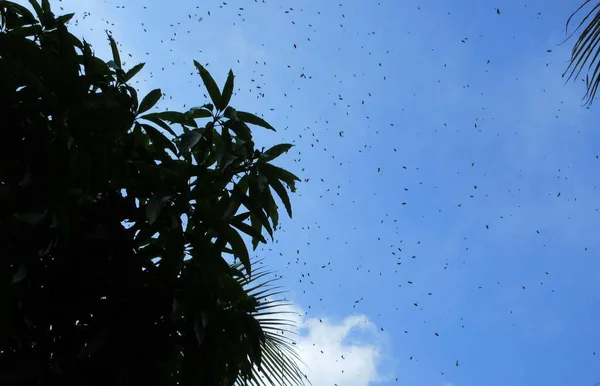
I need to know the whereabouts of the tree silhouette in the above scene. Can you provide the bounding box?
[0,1,306,385]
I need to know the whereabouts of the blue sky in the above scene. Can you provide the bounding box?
[45,0,600,384]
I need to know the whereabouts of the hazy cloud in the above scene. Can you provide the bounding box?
[261,302,392,386]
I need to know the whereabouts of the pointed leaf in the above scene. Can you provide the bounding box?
[262,187,279,230]
[140,123,177,154]
[138,89,162,114]
[262,143,293,162]
[68,32,84,49]
[28,0,43,20]
[268,177,293,218]
[234,186,273,238]
[124,62,145,82]
[56,13,74,24]
[7,3,36,24]
[178,130,202,156]
[224,119,252,141]
[139,115,176,136]
[125,85,139,112]
[219,69,235,111]
[236,111,276,131]
[224,106,238,120]
[261,164,300,192]
[231,218,267,246]
[226,226,251,275]
[106,32,121,68]
[186,105,213,119]
[193,60,221,107]
[140,111,197,128]
[41,0,51,13]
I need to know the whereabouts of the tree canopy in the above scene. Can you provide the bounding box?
[0,1,305,385]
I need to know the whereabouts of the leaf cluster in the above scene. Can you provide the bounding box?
[0,1,304,385]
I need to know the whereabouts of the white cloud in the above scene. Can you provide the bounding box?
[258,302,392,386]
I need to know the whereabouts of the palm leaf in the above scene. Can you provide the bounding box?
[564,0,600,105]
[231,259,310,386]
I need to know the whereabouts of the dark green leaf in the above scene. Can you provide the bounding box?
[56,23,79,93]
[170,296,185,323]
[10,265,27,284]
[28,0,43,20]
[193,60,221,108]
[236,111,276,131]
[224,119,252,141]
[6,2,37,24]
[185,105,213,119]
[56,13,74,24]
[225,226,251,276]
[67,32,83,49]
[84,54,113,79]
[13,210,48,225]
[219,69,234,111]
[178,130,202,156]
[231,218,267,246]
[140,123,177,155]
[245,182,274,238]
[125,85,139,112]
[224,106,237,120]
[262,187,279,230]
[146,193,172,224]
[194,316,206,345]
[233,212,251,223]
[268,177,293,218]
[124,62,145,82]
[250,214,262,250]
[262,143,293,162]
[234,185,273,239]
[106,32,121,68]
[261,164,300,192]
[139,115,177,136]
[41,0,51,13]
[223,193,242,219]
[138,89,162,114]
[10,24,42,38]
[140,111,197,128]
[106,60,119,70]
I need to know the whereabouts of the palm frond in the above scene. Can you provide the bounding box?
[231,259,310,386]
[564,0,600,105]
